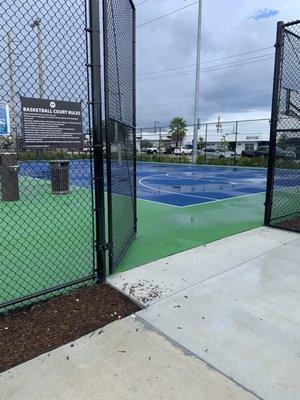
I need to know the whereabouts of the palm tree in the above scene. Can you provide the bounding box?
[169,117,187,147]
[198,136,205,150]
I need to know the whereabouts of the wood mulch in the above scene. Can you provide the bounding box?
[0,284,140,373]
[276,216,300,231]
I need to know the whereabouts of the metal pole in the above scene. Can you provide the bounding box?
[204,123,208,164]
[192,0,203,163]
[159,126,162,161]
[102,0,113,273]
[31,19,45,98]
[132,5,137,234]
[234,121,238,165]
[264,21,284,226]
[6,32,17,144]
[89,0,106,282]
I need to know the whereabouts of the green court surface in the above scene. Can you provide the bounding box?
[117,193,265,273]
[0,176,265,305]
[0,178,94,305]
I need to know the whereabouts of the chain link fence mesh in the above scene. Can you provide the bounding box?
[0,0,97,310]
[266,20,300,232]
[136,119,273,166]
[103,0,136,273]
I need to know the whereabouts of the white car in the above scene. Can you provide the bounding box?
[198,148,235,159]
[146,146,165,154]
[174,146,193,155]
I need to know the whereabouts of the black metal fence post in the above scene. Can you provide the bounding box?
[102,0,114,272]
[264,21,284,226]
[234,121,238,165]
[204,123,208,164]
[133,4,137,233]
[88,0,106,282]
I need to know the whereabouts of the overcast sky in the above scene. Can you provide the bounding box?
[134,0,299,128]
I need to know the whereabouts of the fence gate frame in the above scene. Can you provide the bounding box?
[102,0,137,274]
[265,19,300,231]
[88,0,106,283]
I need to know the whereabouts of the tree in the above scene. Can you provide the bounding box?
[169,117,187,147]
[198,136,205,150]
[141,139,153,149]
[278,133,288,150]
[219,135,228,151]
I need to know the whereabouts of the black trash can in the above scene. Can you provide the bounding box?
[0,152,20,202]
[49,160,70,195]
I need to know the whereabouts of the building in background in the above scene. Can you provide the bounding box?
[138,118,270,155]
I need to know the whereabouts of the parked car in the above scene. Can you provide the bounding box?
[146,146,165,154]
[241,149,256,158]
[164,147,175,154]
[217,150,235,158]
[241,146,296,160]
[174,146,193,155]
[262,146,295,160]
[198,148,235,159]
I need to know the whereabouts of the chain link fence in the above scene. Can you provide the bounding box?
[0,0,137,310]
[137,119,268,166]
[0,0,97,310]
[265,20,300,232]
[103,0,136,273]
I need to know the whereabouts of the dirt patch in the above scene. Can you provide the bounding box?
[0,284,140,373]
[276,215,300,231]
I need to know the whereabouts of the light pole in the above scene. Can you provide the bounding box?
[6,32,17,143]
[154,120,160,149]
[31,19,45,98]
[192,0,203,163]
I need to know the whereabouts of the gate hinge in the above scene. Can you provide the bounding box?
[95,242,112,253]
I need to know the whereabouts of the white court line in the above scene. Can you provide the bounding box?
[137,197,181,208]
[138,172,266,208]
[165,172,217,183]
[138,174,218,201]
[161,171,266,186]
[179,191,266,208]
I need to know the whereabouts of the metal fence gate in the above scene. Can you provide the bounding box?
[103,0,137,273]
[265,20,300,232]
[0,0,136,310]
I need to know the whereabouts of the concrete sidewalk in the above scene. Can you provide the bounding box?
[1,227,299,400]
[108,227,299,307]
[0,316,257,400]
[109,227,300,400]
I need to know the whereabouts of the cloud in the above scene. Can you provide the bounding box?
[135,0,298,127]
[248,8,279,21]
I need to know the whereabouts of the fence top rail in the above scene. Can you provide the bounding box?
[138,118,271,131]
[283,19,300,28]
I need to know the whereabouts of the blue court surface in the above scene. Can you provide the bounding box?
[137,162,267,207]
[20,160,267,207]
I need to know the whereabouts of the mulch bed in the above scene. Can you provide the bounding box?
[0,284,140,373]
[276,216,300,231]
